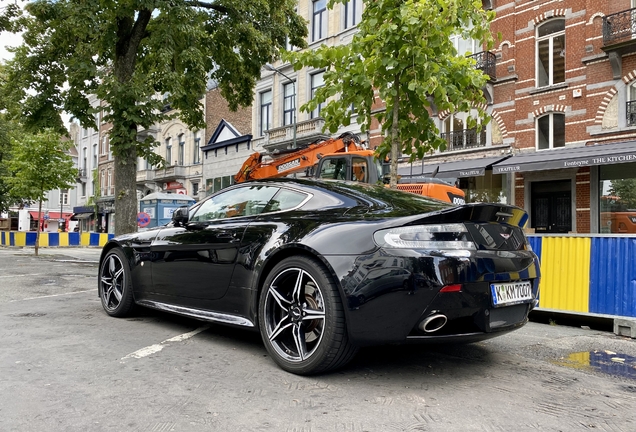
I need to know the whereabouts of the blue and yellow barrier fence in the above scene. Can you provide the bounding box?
[529,234,636,319]
[0,231,114,248]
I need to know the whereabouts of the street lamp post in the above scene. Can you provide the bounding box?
[264,64,297,149]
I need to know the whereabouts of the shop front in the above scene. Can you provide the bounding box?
[492,141,636,234]
[398,155,511,204]
[71,205,96,232]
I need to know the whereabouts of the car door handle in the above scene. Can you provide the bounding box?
[215,232,236,240]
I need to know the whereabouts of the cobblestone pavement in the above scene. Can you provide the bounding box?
[1,247,635,431]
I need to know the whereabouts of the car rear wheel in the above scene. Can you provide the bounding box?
[258,256,357,375]
[99,248,135,317]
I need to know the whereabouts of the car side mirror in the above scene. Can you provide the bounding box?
[172,206,189,227]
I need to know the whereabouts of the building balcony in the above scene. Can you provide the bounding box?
[136,169,156,183]
[468,51,496,81]
[603,8,636,50]
[77,168,88,180]
[153,165,187,181]
[603,8,636,78]
[263,118,330,153]
[440,128,487,153]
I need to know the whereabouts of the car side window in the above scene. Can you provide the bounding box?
[190,186,279,222]
[263,188,308,213]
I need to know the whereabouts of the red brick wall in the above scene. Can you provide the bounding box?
[205,88,252,143]
[492,1,635,233]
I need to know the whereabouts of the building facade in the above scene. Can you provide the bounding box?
[485,0,636,234]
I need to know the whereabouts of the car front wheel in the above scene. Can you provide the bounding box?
[258,256,357,375]
[98,248,135,317]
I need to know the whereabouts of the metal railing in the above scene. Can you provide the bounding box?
[440,128,487,152]
[468,51,496,79]
[627,100,636,126]
[603,8,636,46]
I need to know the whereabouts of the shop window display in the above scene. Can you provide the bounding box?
[599,162,636,234]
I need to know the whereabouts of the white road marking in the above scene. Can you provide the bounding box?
[0,273,48,278]
[12,289,97,302]
[121,325,211,360]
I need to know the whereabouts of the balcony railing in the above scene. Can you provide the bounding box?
[264,118,329,152]
[153,165,187,181]
[627,100,636,126]
[77,168,88,179]
[468,51,496,80]
[603,8,636,46]
[440,128,487,152]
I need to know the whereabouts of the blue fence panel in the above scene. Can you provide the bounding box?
[68,232,80,246]
[25,232,37,246]
[89,232,100,246]
[589,237,636,318]
[9,232,15,246]
[527,236,542,262]
[48,233,59,247]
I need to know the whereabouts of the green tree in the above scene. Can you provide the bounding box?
[6,129,78,255]
[2,0,306,234]
[287,0,494,186]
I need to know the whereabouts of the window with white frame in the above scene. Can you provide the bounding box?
[61,191,69,206]
[451,33,480,56]
[344,0,362,30]
[312,0,327,42]
[536,19,565,88]
[82,147,87,171]
[441,111,485,151]
[193,131,201,164]
[100,170,105,196]
[166,137,172,165]
[536,113,565,150]
[92,143,97,167]
[260,90,272,136]
[100,135,108,155]
[283,81,296,126]
[107,169,113,195]
[310,71,325,119]
[81,182,86,197]
[178,133,185,166]
[627,82,636,126]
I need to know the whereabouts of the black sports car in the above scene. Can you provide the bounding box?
[98,178,540,375]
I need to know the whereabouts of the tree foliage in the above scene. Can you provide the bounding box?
[5,128,77,254]
[286,0,495,186]
[2,0,307,234]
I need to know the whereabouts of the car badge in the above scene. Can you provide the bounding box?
[500,233,511,240]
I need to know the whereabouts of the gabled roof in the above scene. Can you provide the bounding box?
[201,119,252,151]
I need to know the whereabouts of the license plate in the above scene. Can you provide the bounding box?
[490,281,533,307]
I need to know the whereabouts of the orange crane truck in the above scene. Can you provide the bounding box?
[234,134,465,205]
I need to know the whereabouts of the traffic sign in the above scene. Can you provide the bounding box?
[137,212,151,228]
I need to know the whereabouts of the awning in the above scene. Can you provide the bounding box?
[28,211,73,221]
[399,155,511,178]
[71,213,93,220]
[492,141,636,174]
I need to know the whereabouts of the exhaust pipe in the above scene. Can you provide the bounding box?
[419,314,447,333]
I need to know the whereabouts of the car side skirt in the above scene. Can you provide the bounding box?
[136,299,255,328]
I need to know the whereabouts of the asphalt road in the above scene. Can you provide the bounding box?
[1,247,635,431]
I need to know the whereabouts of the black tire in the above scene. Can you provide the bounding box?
[98,248,136,317]
[258,256,358,375]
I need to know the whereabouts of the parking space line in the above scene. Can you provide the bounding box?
[121,325,211,361]
[12,289,97,302]
[0,273,48,278]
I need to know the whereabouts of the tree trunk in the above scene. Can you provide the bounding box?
[35,198,42,256]
[111,10,152,235]
[114,142,138,235]
[389,75,400,189]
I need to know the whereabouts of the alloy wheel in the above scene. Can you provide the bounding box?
[100,253,126,312]
[262,267,326,362]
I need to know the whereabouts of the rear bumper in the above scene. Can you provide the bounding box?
[324,248,541,346]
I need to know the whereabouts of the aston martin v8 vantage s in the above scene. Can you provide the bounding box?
[98,178,540,375]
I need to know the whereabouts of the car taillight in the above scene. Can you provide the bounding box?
[373,224,475,250]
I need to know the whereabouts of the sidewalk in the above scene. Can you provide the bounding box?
[0,246,102,263]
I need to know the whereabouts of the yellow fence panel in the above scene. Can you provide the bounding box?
[539,236,591,312]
